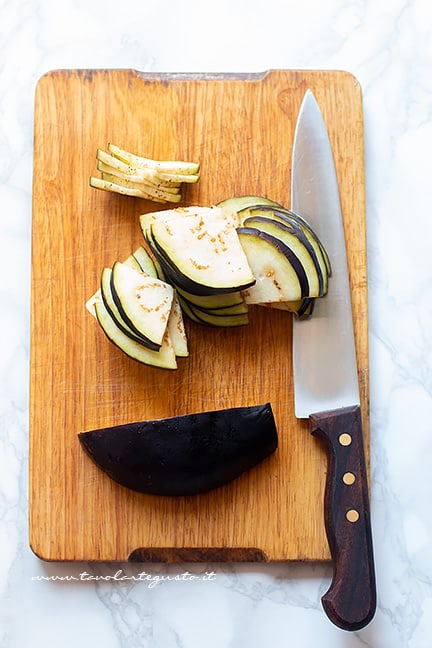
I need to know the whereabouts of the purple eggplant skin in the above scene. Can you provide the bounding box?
[78,403,278,496]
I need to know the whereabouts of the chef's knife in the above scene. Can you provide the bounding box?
[291,90,376,631]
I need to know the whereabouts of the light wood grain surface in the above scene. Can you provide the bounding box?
[29,69,368,562]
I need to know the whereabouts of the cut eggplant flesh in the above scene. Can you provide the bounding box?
[110,262,174,350]
[150,210,255,295]
[107,143,200,176]
[280,208,331,276]
[94,299,177,369]
[143,211,249,297]
[86,289,102,316]
[100,171,182,202]
[296,297,315,318]
[176,296,202,324]
[177,294,248,327]
[167,296,189,357]
[128,245,188,356]
[216,195,283,213]
[175,285,245,310]
[261,297,315,319]
[123,254,143,272]
[244,205,331,277]
[182,299,249,327]
[100,267,152,345]
[139,206,218,240]
[204,301,248,316]
[131,245,159,277]
[144,229,249,323]
[241,216,323,297]
[78,403,278,496]
[89,246,188,358]
[140,238,166,282]
[216,196,331,278]
[237,227,308,302]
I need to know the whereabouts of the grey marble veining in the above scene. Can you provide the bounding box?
[1,0,432,645]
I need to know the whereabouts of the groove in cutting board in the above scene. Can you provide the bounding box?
[29,69,368,562]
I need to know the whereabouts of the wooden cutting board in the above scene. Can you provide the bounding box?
[29,69,368,562]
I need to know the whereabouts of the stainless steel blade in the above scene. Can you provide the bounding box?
[291,90,360,419]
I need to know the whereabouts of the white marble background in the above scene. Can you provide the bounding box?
[1,0,432,646]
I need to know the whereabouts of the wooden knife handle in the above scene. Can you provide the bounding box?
[310,405,376,631]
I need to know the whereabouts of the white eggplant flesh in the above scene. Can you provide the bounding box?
[110,262,174,350]
[239,206,329,294]
[127,246,188,357]
[100,267,153,345]
[167,296,189,357]
[139,206,226,240]
[175,285,245,310]
[150,208,255,295]
[237,227,305,303]
[107,143,200,176]
[258,298,315,319]
[177,296,248,328]
[241,216,323,298]
[94,299,177,370]
[123,254,144,272]
[216,195,282,212]
[131,246,159,276]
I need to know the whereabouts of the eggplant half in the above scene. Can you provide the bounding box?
[78,403,278,496]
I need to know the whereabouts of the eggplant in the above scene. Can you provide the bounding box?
[178,295,249,328]
[110,261,174,350]
[175,285,245,310]
[130,245,159,277]
[177,296,249,327]
[91,256,187,365]
[126,248,189,357]
[204,301,248,316]
[261,297,316,319]
[94,299,177,369]
[242,205,331,278]
[241,215,324,297]
[216,196,331,281]
[123,253,143,272]
[216,195,283,212]
[78,403,278,496]
[237,226,308,302]
[150,210,255,295]
[139,205,221,242]
[165,296,189,358]
[100,267,151,345]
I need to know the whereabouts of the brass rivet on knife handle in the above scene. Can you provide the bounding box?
[346,509,360,523]
[339,433,352,446]
[343,472,356,485]
[309,405,376,631]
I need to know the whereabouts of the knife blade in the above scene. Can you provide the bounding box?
[291,90,376,631]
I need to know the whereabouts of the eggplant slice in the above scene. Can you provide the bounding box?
[78,403,278,496]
